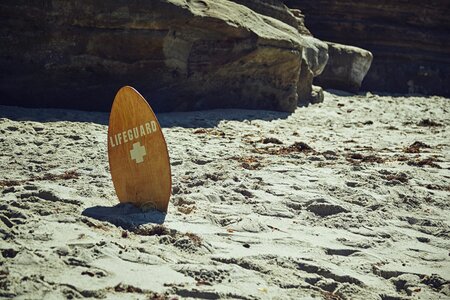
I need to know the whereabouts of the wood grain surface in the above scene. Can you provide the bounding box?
[107,86,171,212]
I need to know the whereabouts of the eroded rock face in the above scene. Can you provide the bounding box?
[315,42,373,92]
[285,0,450,96]
[231,0,312,35]
[0,0,327,112]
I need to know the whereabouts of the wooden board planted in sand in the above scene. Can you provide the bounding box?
[108,86,171,212]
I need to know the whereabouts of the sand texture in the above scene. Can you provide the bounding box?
[0,92,449,299]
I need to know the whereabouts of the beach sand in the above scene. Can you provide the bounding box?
[0,91,449,299]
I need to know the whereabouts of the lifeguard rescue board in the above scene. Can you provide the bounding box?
[107,86,171,212]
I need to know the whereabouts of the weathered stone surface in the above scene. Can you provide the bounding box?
[231,0,311,35]
[310,85,324,104]
[315,42,373,92]
[285,0,450,96]
[0,0,327,112]
[235,0,328,104]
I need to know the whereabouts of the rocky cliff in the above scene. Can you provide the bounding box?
[285,0,450,96]
[0,0,327,112]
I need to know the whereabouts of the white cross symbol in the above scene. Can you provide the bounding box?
[130,142,146,164]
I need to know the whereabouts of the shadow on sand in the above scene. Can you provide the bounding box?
[82,203,166,230]
[0,104,291,128]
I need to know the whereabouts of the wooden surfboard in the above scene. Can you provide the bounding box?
[108,86,171,212]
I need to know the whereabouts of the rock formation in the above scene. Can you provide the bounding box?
[231,0,311,35]
[0,0,327,112]
[284,0,450,97]
[315,42,373,92]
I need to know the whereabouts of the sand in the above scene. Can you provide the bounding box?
[0,91,449,299]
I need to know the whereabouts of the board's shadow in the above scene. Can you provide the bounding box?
[82,203,165,230]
